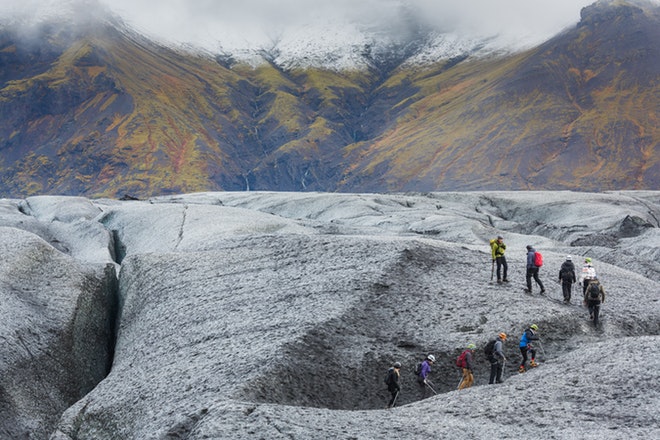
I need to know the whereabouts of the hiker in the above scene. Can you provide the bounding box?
[457,343,476,390]
[583,278,605,325]
[384,362,401,408]
[525,245,545,294]
[518,324,540,373]
[487,333,507,384]
[579,257,597,296]
[490,235,509,283]
[417,354,435,398]
[558,255,577,304]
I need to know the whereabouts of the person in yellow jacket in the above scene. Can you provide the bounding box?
[490,235,509,283]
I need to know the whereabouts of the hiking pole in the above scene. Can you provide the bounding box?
[490,259,495,281]
[392,390,399,408]
[537,340,546,358]
[425,380,438,395]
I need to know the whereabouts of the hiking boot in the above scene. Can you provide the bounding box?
[530,360,538,368]
[540,289,546,294]
[518,365,526,373]
[503,279,509,283]
[497,279,503,284]
[524,289,532,293]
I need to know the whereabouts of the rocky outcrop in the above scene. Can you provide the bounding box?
[0,228,116,440]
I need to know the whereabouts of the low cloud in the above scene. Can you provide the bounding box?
[2,0,654,53]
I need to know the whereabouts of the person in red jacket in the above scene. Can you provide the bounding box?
[457,343,476,390]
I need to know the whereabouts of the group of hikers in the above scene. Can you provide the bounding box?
[384,327,542,408]
[489,235,606,315]
[384,235,608,408]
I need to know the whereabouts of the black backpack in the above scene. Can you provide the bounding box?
[484,340,496,357]
[414,362,422,376]
[560,262,575,280]
[384,368,394,385]
[588,282,601,299]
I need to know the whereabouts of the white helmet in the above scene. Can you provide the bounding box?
[427,354,436,362]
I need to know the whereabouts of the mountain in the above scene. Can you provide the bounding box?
[0,0,658,198]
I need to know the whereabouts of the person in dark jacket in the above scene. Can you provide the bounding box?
[488,333,507,384]
[525,245,545,294]
[385,362,401,408]
[558,256,577,304]
[457,343,476,390]
[518,324,540,373]
[417,354,435,398]
[584,278,606,325]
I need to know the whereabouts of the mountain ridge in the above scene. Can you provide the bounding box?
[0,0,658,197]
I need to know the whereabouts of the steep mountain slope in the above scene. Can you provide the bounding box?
[339,0,660,192]
[0,0,658,198]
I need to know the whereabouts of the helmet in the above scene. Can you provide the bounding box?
[467,343,476,350]
[526,245,532,250]
[530,324,539,331]
[566,255,572,261]
[585,257,592,263]
[498,332,507,340]
[427,354,436,362]
[393,362,401,369]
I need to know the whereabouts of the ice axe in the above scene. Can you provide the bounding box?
[425,380,438,395]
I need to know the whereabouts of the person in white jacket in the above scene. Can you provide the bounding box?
[579,257,597,296]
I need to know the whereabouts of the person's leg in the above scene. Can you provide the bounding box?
[519,346,527,370]
[418,379,425,398]
[496,257,502,281]
[530,348,538,367]
[562,282,570,301]
[533,269,545,291]
[501,256,508,281]
[489,359,497,384]
[387,390,397,408]
[526,269,533,291]
[465,369,474,388]
[458,368,470,390]
[496,361,504,383]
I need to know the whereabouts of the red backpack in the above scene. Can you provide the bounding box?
[534,251,543,267]
[456,350,469,368]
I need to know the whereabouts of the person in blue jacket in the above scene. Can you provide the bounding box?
[519,324,540,373]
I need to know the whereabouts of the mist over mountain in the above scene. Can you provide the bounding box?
[0,0,658,197]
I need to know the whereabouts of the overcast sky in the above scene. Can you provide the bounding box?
[0,0,639,52]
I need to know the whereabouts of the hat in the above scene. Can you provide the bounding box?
[497,235,503,239]
[566,255,572,260]
[526,245,532,250]
[585,257,592,263]
[393,362,401,368]
[467,343,476,350]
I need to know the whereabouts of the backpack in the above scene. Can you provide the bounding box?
[456,350,468,368]
[414,362,422,376]
[484,340,496,357]
[534,251,543,267]
[384,368,394,386]
[588,282,600,299]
